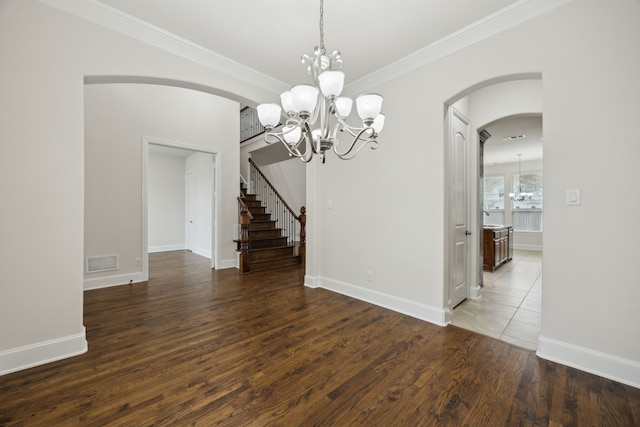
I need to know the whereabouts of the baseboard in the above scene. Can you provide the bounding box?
[307,276,447,326]
[537,335,640,389]
[469,284,482,299]
[513,243,542,251]
[0,328,87,377]
[217,258,237,270]
[148,244,185,253]
[191,246,212,259]
[304,275,319,288]
[84,272,145,290]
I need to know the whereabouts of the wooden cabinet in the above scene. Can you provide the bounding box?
[483,226,512,272]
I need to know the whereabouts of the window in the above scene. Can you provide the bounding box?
[483,175,505,225]
[512,171,543,231]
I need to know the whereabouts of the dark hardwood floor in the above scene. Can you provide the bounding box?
[1,251,639,426]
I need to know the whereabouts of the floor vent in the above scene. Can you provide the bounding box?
[86,254,119,273]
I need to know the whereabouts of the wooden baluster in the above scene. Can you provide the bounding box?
[299,206,306,267]
[239,205,251,273]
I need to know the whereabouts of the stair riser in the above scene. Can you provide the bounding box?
[251,247,294,261]
[250,221,277,230]
[251,238,288,249]
[248,206,266,214]
[251,229,283,239]
[251,214,272,221]
[250,256,301,271]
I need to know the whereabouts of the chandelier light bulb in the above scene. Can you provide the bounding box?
[356,93,384,122]
[334,96,353,118]
[256,103,282,129]
[318,70,345,98]
[280,90,296,115]
[290,85,319,115]
[372,114,385,133]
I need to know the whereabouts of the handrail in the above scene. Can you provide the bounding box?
[249,158,299,220]
[236,196,254,219]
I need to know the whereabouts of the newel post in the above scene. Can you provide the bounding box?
[239,205,251,273]
[299,206,306,265]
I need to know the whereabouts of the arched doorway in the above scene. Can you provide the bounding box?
[444,76,544,349]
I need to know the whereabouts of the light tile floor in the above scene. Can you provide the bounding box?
[451,250,542,350]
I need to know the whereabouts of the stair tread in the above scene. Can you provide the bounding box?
[249,245,294,252]
[248,236,287,241]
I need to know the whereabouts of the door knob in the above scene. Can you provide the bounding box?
[465,231,472,236]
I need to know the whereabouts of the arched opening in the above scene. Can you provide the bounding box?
[444,75,543,350]
[83,78,240,290]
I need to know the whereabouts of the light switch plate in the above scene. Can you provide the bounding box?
[566,189,581,206]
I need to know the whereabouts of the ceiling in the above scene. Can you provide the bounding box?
[96,0,518,85]
[483,115,543,165]
[95,0,542,162]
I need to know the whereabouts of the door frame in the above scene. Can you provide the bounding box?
[141,136,220,281]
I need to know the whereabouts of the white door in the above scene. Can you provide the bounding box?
[185,172,194,252]
[449,107,470,308]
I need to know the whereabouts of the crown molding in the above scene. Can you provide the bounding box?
[346,0,573,94]
[38,0,572,97]
[37,0,289,95]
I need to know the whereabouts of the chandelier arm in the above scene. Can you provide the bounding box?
[301,122,322,155]
[334,116,377,141]
[333,127,378,158]
[334,138,380,160]
[264,130,315,161]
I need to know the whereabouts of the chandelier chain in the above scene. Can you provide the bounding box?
[319,0,325,54]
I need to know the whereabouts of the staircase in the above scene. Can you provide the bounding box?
[237,183,302,272]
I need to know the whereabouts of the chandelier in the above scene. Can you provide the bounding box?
[509,154,533,201]
[256,0,385,163]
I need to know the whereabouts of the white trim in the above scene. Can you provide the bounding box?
[513,243,543,251]
[148,244,186,253]
[0,328,87,377]
[217,258,237,270]
[304,275,319,289]
[307,277,447,327]
[38,0,569,98]
[537,336,640,389]
[84,272,145,290]
[38,0,288,94]
[469,284,482,299]
[191,246,212,259]
[346,0,572,94]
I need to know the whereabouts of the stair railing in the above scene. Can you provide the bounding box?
[248,158,306,258]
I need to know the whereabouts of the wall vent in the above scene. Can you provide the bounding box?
[86,254,119,273]
[502,134,526,141]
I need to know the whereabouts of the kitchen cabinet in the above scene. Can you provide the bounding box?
[483,226,512,272]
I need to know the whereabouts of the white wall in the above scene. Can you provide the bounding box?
[0,0,276,375]
[307,0,640,386]
[148,152,186,252]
